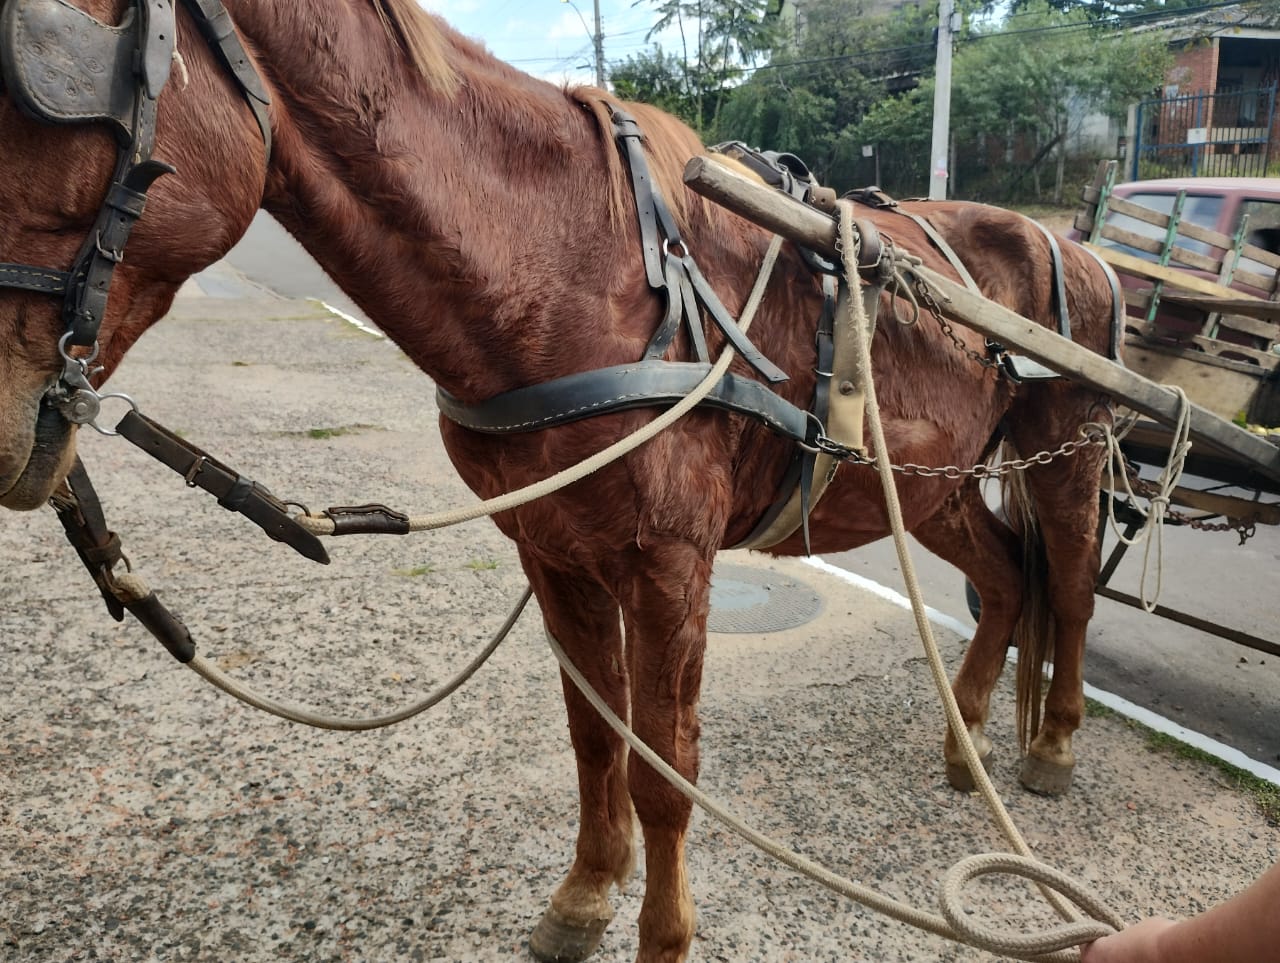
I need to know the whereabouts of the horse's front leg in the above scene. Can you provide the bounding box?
[523,552,636,963]
[622,540,714,963]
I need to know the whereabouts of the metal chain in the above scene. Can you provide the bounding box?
[910,274,1003,371]
[1120,458,1259,544]
[811,422,1110,479]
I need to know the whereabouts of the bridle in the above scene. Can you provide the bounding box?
[0,0,270,427]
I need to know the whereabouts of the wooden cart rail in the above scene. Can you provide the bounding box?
[1073,160,1280,383]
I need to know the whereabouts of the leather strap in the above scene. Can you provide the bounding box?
[1076,242,1126,362]
[179,0,273,157]
[611,105,788,384]
[436,360,814,445]
[50,457,197,662]
[899,209,982,293]
[65,157,175,345]
[116,409,330,564]
[0,263,69,295]
[50,458,127,620]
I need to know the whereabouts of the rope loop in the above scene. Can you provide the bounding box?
[940,854,1121,957]
[1101,385,1192,611]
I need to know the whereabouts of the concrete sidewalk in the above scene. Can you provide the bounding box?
[1,283,1276,962]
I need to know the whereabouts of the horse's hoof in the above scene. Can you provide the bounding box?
[529,906,612,963]
[946,751,993,792]
[1019,754,1074,795]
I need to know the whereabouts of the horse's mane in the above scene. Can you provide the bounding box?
[371,0,459,95]
[367,1,701,237]
[574,97,703,232]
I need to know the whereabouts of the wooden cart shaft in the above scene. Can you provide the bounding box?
[683,156,1280,485]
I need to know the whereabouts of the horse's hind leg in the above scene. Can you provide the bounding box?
[1005,393,1108,794]
[912,478,1024,790]
[523,555,635,963]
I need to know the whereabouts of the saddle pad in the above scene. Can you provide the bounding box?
[0,0,164,136]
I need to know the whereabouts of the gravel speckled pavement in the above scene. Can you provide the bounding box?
[2,273,1277,962]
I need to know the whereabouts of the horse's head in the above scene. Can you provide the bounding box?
[0,0,268,508]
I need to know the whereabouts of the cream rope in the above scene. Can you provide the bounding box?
[298,235,787,538]
[139,239,786,727]
[1101,389,1193,612]
[546,626,1116,961]
[184,586,531,730]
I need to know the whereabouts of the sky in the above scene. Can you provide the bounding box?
[418,0,676,86]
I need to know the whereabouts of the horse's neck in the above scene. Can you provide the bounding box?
[226,0,637,400]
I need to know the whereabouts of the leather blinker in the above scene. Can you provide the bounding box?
[0,0,173,143]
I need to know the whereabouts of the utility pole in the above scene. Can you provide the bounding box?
[928,0,957,200]
[592,0,605,88]
[562,0,606,88]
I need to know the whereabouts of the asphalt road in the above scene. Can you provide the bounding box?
[225,214,1280,776]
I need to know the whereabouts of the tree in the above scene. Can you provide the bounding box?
[1009,0,1203,19]
[610,47,699,123]
[949,2,1171,201]
[711,0,935,186]
[628,0,779,134]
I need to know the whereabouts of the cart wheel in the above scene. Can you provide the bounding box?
[964,578,982,622]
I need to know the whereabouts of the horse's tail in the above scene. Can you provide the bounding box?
[1001,445,1053,753]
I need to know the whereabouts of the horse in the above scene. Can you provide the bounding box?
[0,2,1120,960]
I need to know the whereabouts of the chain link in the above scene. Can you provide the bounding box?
[811,422,1109,479]
[910,274,1003,371]
[1120,459,1259,544]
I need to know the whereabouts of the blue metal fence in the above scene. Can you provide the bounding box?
[1132,84,1276,180]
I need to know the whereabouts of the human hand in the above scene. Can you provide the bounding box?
[1079,918,1178,963]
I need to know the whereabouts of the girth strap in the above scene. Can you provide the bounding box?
[436,360,815,444]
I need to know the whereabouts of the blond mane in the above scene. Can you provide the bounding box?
[372,0,459,95]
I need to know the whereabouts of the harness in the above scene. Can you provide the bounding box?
[437,109,894,552]
[1,0,293,652]
[436,120,1120,552]
[0,0,270,421]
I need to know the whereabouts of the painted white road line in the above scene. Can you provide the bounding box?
[312,298,385,339]
[803,555,1280,787]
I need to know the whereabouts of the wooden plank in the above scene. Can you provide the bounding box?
[1094,224,1222,273]
[1087,244,1268,302]
[681,154,1280,482]
[1160,292,1280,322]
[1105,195,1232,251]
[1124,343,1264,420]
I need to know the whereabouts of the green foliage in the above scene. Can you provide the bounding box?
[626,0,780,134]
[711,0,933,185]
[610,46,699,123]
[1010,0,1204,19]
[619,0,1172,202]
[851,0,1171,199]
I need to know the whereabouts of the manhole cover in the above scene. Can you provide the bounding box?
[708,563,823,634]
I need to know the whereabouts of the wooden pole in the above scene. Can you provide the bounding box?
[682,154,1280,483]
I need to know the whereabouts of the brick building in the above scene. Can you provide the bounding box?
[1130,3,1280,177]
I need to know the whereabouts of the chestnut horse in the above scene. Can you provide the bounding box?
[0,1,1118,960]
